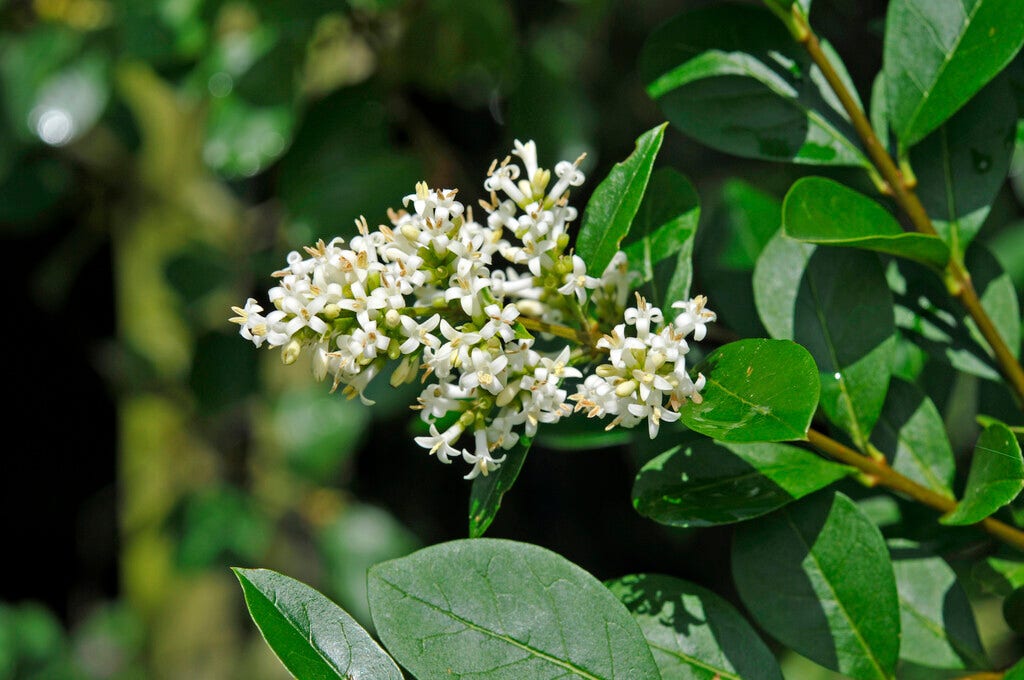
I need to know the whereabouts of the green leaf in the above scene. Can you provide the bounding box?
[622,168,700,307]
[679,339,820,443]
[889,540,989,677]
[870,378,955,499]
[607,573,783,680]
[911,73,1017,255]
[754,235,896,448]
[941,421,1024,525]
[782,177,949,267]
[889,245,1021,381]
[577,123,666,276]
[732,492,900,680]
[640,4,868,167]
[714,181,782,271]
[367,539,659,680]
[233,568,402,680]
[633,438,852,527]
[1007,657,1024,680]
[468,436,531,538]
[752,232,814,341]
[883,0,1024,146]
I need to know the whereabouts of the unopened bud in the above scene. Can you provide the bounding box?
[323,304,341,320]
[496,382,519,407]
[400,223,420,242]
[615,380,637,398]
[282,339,301,365]
[595,364,618,378]
[385,309,401,328]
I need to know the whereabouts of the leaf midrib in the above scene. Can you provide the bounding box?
[375,574,606,680]
[649,640,743,680]
[900,0,984,140]
[783,511,891,680]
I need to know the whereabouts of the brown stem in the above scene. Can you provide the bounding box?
[791,10,1024,407]
[807,429,1024,552]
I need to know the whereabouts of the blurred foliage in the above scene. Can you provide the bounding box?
[2,0,1022,677]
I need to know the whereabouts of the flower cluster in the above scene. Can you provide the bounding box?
[231,141,714,479]
[571,294,716,439]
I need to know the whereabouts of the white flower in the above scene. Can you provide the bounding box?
[480,303,519,342]
[460,348,508,395]
[672,295,717,341]
[557,255,601,304]
[399,314,442,354]
[462,428,507,479]
[414,421,464,463]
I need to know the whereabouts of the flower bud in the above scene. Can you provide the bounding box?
[282,339,301,365]
[615,380,638,398]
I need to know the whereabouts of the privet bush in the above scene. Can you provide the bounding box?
[231,2,1024,678]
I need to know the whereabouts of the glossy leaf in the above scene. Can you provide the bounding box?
[889,245,1021,381]
[973,556,1024,596]
[755,236,896,448]
[468,436,531,538]
[942,421,1024,525]
[1007,657,1024,680]
[889,540,989,677]
[782,177,949,267]
[233,568,402,680]
[752,231,815,341]
[870,378,955,499]
[733,492,900,680]
[622,168,700,308]
[608,573,783,680]
[641,4,868,166]
[911,73,1017,255]
[633,439,851,527]
[883,0,1024,146]
[577,123,666,277]
[679,338,820,443]
[367,539,659,679]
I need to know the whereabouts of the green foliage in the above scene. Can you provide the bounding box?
[367,539,659,679]
[468,435,532,538]
[733,492,900,680]
[641,4,867,166]
[607,573,783,680]
[870,378,956,499]
[622,168,700,309]
[679,339,820,442]
[782,176,949,267]
[941,421,1024,525]
[883,0,1024,146]
[889,540,989,676]
[234,568,403,679]
[633,438,851,527]
[577,123,666,277]
[755,237,896,447]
